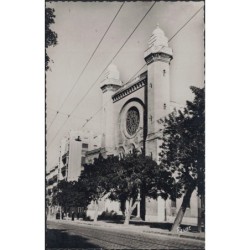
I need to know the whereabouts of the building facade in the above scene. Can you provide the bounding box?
[47,25,201,225]
[58,130,89,182]
[85,25,200,224]
[46,165,59,219]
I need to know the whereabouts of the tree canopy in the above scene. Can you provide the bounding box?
[51,152,176,225]
[50,85,205,228]
[78,155,120,222]
[108,151,174,224]
[52,180,91,212]
[160,86,205,231]
[45,7,58,71]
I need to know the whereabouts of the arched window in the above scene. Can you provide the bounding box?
[126,107,140,136]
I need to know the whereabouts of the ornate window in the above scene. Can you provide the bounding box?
[126,107,140,136]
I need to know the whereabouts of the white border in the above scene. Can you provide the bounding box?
[1,1,250,250]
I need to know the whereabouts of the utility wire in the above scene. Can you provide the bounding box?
[47,2,125,131]
[47,107,86,120]
[47,116,70,147]
[71,5,204,134]
[82,100,109,128]
[47,1,157,148]
[48,3,203,148]
[68,1,157,117]
[48,2,202,132]
[47,110,59,131]
[168,5,203,42]
[79,47,163,131]
[46,108,84,131]
[124,5,204,86]
[126,64,147,84]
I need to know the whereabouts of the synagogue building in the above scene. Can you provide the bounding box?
[47,25,201,225]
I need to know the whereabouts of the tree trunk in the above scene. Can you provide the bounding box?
[140,185,146,221]
[59,206,61,219]
[197,196,202,232]
[124,210,131,225]
[93,200,99,223]
[171,186,195,232]
[197,194,204,232]
[124,199,137,225]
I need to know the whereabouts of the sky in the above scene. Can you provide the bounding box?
[46,1,205,169]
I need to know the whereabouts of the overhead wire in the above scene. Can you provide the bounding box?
[47,3,203,148]
[124,5,204,86]
[47,107,86,120]
[72,5,204,134]
[68,1,157,117]
[47,1,157,148]
[47,2,125,131]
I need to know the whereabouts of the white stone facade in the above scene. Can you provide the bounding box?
[51,25,201,224]
[84,25,201,223]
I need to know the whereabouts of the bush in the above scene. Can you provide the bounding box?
[98,210,124,221]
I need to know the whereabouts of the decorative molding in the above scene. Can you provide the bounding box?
[144,52,172,65]
[101,84,121,93]
[112,78,147,103]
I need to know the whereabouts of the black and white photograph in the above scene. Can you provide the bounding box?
[45,1,205,249]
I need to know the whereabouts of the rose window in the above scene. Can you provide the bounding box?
[126,107,140,136]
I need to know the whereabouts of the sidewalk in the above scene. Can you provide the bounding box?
[47,218,205,241]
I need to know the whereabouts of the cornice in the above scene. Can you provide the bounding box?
[144,52,172,65]
[112,75,147,103]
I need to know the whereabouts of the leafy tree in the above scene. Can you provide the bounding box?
[52,180,91,217]
[78,155,120,223]
[160,86,205,232]
[45,7,58,71]
[109,151,174,225]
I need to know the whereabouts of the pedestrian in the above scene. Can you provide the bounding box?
[72,211,75,221]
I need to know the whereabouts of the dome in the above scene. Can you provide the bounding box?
[148,24,169,48]
[100,63,122,89]
[144,24,173,62]
[103,63,120,80]
[152,24,165,36]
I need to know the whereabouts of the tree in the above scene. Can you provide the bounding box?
[109,151,174,225]
[78,155,119,223]
[160,86,205,232]
[45,7,58,71]
[52,180,91,217]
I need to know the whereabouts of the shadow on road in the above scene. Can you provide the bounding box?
[46,228,101,249]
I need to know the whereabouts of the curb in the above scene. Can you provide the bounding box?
[143,230,205,241]
[47,219,205,241]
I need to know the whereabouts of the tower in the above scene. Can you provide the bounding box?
[144,25,173,162]
[100,64,122,156]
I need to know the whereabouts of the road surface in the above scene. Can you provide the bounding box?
[46,220,205,249]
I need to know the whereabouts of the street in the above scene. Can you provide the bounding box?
[46,220,205,249]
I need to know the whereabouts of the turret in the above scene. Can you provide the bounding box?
[100,64,122,156]
[144,24,173,161]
